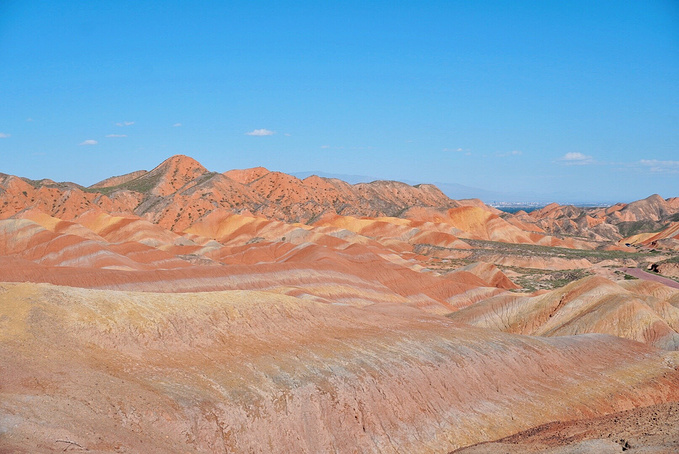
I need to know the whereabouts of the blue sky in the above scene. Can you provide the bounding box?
[0,0,677,203]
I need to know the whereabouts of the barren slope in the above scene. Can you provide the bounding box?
[451,402,679,453]
[2,282,679,453]
[448,276,679,350]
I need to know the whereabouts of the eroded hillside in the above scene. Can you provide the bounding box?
[1,155,679,453]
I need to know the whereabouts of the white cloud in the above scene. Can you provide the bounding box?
[245,128,275,136]
[173,123,182,127]
[115,121,134,127]
[639,159,679,173]
[562,152,588,160]
[0,133,10,138]
[558,152,593,165]
[105,134,127,138]
[79,139,98,146]
[497,150,523,157]
[320,145,349,150]
[26,118,33,122]
[284,133,291,136]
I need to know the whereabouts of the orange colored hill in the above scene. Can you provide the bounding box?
[449,275,679,350]
[2,282,678,453]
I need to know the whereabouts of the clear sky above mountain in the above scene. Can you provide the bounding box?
[1,0,677,203]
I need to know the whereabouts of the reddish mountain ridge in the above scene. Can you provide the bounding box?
[0,153,675,318]
[515,194,679,243]
[1,155,600,246]
[2,154,676,292]
[5,156,677,247]
[90,154,459,226]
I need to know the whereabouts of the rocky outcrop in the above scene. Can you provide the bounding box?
[650,262,679,279]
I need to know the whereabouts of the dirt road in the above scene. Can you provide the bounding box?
[622,267,679,290]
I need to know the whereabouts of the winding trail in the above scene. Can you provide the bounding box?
[622,267,679,290]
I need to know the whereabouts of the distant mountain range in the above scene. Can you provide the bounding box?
[291,171,617,205]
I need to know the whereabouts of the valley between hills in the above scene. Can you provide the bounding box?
[2,155,679,453]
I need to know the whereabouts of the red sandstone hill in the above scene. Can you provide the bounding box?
[2,156,679,453]
[86,155,458,226]
[3,154,673,252]
[448,275,679,350]
[0,155,580,251]
[520,194,679,242]
[2,154,677,291]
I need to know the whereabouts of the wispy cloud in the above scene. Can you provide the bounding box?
[444,147,472,155]
[79,139,98,146]
[173,123,182,127]
[0,133,10,138]
[115,121,134,127]
[246,128,275,136]
[558,152,593,165]
[320,145,345,150]
[639,159,679,173]
[105,134,127,138]
[26,118,33,122]
[497,150,523,157]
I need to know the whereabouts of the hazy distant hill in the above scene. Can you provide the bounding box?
[292,171,616,204]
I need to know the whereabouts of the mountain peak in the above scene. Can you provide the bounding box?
[644,194,665,204]
[155,155,207,173]
[143,155,209,196]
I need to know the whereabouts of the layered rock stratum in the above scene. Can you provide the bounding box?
[2,283,679,453]
[1,155,678,453]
